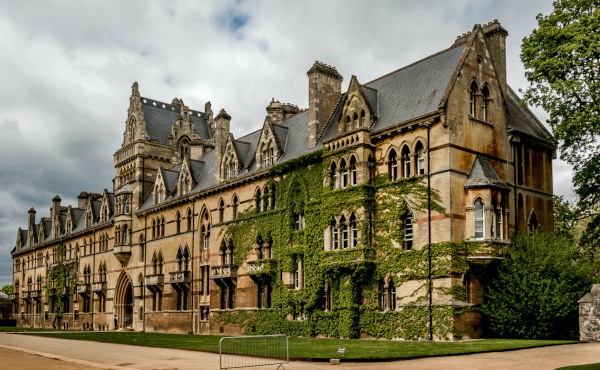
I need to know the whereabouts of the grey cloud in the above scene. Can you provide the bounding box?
[0,0,564,286]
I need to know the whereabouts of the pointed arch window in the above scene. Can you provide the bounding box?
[219,200,225,223]
[346,116,352,132]
[123,225,129,245]
[401,146,411,178]
[379,279,387,311]
[270,148,275,166]
[330,162,338,189]
[474,199,484,240]
[187,209,192,231]
[255,189,262,212]
[416,143,425,175]
[263,187,269,211]
[361,110,366,127]
[161,217,165,237]
[202,224,211,250]
[340,159,348,188]
[152,219,156,240]
[232,196,239,220]
[332,219,339,250]
[176,212,181,234]
[262,148,268,168]
[470,82,479,117]
[340,215,348,249]
[388,149,397,181]
[353,113,359,129]
[482,85,490,122]
[528,211,539,237]
[124,198,130,215]
[350,156,357,186]
[350,214,358,248]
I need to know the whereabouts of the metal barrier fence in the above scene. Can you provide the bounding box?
[219,334,288,370]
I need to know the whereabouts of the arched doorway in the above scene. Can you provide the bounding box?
[115,271,133,329]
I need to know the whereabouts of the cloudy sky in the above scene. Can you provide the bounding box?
[0,0,571,287]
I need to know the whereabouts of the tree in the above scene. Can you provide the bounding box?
[1,285,12,295]
[482,233,598,339]
[521,0,600,254]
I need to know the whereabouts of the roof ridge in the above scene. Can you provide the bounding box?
[365,42,467,86]
[235,139,252,145]
[140,96,205,114]
[189,159,205,163]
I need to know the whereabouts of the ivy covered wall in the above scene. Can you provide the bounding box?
[214,148,499,340]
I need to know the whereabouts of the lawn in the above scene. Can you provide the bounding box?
[11,329,579,361]
[556,365,600,370]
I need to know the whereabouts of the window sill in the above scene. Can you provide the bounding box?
[468,116,493,127]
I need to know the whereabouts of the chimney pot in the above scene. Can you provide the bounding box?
[488,21,492,26]
[467,31,471,35]
[462,33,466,37]
[457,35,461,39]
[494,19,498,23]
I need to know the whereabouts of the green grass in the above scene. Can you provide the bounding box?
[15,329,579,360]
[556,365,600,370]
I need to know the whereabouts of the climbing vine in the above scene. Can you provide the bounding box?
[42,242,79,319]
[214,148,502,339]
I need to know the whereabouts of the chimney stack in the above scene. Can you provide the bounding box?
[482,20,508,94]
[51,195,61,239]
[27,207,36,248]
[214,109,231,184]
[307,61,343,148]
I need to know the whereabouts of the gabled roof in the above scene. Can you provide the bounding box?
[163,170,179,192]
[366,43,466,132]
[464,156,508,190]
[318,94,347,144]
[506,87,554,144]
[140,98,211,144]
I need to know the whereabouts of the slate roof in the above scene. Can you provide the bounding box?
[506,87,553,143]
[366,43,466,132]
[141,98,211,144]
[361,86,378,114]
[318,94,347,144]
[116,183,132,194]
[163,170,179,192]
[464,156,508,189]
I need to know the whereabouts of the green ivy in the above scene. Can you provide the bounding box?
[214,148,500,339]
[42,242,80,319]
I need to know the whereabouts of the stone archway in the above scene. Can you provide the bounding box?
[114,271,133,329]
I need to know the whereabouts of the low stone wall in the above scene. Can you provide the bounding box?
[579,284,600,342]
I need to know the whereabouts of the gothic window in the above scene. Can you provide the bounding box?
[186,208,192,231]
[528,210,539,237]
[330,161,338,189]
[497,205,504,240]
[474,199,484,240]
[232,196,239,220]
[340,159,348,188]
[482,85,490,122]
[262,149,268,168]
[389,280,396,310]
[379,279,387,311]
[123,225,129,245]
[361,110,366,127]
[220,241,227,265]
[340,215,348,249]
[229,286,236,309]
[176,212,181,234]
[229,241,236,265]
[401,146,411,178]
[220,286,228,309]
[161,217,165,237]
[255,189,262,212]
[463,273,471,303]
[416,143,425,175]
[263,186,269,212]
[388,149,398,181]
[404,213,413,251]
[218,199,224,223]
[353,113,359,129]
[350,214,357,248]
[180,139,190,159]
[470,81,479,117]
[123,198,129,214]
[346,116,352,132]
[152,219,156,240]
[202,224,211,250]
[332,219,339,250]
[350,156,357,186]
[270,148,274,166]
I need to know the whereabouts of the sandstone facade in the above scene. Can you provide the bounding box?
[10,20,554,339]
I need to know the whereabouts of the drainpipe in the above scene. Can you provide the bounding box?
[427,122,432,341]
[92,234,96,330]
[513,144,518,234]
[190,202,195,334]
[143,214,147,333]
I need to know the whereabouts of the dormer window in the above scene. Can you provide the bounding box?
[270,148,274,166]
[482,85,490,122]
[353,113,359,129]
[361,110,366,127]
[470,82,479,117]
[346,116,351,132]
[262,150,268,168]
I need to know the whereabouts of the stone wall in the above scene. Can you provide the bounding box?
[579,284,600,342]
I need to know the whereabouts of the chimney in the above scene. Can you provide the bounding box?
[307,61,343,148]
[51,195,61,239]
[78,191,88,208]
[482,20,508,94]
[214,109,231,184]
[266,98,284,125]
[27,207,36,248]
[205,101,214,138]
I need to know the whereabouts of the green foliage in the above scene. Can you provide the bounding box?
[1,285,12,295]
[42,242,79,318]
[481,233,598,340]
[214,148,497,339]
[521,0,600,251]
[554,195,600,259]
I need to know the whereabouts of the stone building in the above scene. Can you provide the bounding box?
[579,284,600,342]
[10,21,555,339]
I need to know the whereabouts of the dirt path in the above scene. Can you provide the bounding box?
[0,332,597,370]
